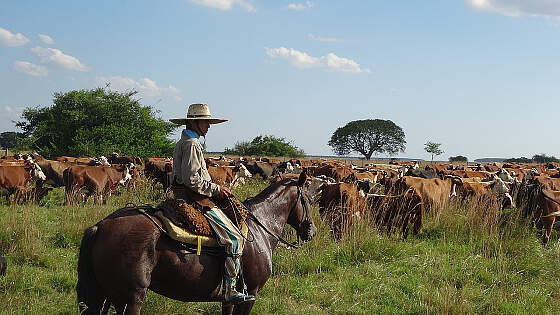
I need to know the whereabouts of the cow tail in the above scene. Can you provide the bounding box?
[76,225,106,314]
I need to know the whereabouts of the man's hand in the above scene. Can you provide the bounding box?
[218,186,232,199]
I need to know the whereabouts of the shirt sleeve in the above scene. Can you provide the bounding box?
[181,140,220,197]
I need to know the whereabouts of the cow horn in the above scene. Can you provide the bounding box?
[366,193,386,198]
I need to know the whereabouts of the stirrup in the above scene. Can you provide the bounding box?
[224,290,255,305]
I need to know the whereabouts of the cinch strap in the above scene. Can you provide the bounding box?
[197,236,202,255]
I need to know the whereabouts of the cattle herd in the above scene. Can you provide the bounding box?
[1,152,560,245]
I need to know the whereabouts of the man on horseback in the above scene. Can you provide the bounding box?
[169,103,255,305]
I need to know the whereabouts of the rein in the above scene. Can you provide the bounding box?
[245,185,310,249]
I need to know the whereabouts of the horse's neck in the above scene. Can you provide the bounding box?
[246,185,294,244]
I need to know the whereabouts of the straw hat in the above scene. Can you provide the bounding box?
[169,104,228,125]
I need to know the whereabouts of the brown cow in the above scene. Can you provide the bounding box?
[393,176,462,233]
[318,182,364,239]
[144,158,173,189]
[0,162,46,204]
[56,156,110,166]
[36,159,72,187]
[458,176,513,208]
[64,164,133,204]
[108,154,143,166]
[207,165,235,187]
[528,189,560,245]
[306,165,353,182]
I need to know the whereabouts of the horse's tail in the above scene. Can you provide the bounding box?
[76,225,105,314]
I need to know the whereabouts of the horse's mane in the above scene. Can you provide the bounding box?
[243,178,297,208]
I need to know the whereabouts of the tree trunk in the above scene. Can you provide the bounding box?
[365,153,372,160]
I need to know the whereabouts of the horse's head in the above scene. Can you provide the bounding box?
[287,171,317,242]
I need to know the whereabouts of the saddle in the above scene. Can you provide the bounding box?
[170,185,248,228]
[153,188,249,250]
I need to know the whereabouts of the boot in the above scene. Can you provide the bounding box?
[224,282,255,305]
[223,257,255,305]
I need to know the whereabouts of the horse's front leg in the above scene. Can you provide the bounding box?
[231,299,256,315]
[222,303,234,315]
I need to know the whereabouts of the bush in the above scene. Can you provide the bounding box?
[504,154,558,164]
[224,135,305,158]
[449,155,468,163]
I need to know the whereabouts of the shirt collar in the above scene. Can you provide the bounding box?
[183,129,200,139]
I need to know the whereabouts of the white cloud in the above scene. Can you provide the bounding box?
[95,76,182,98]
[1,105,24,114]
[308,33,337,42]
[266,47,370,73]
[13,61,48,77]
[38,34,54,45]
[31,46,89,72]
[288,1,313,11]
[190,0,256,12]
[0,27,29,47]
[466,0,560,18]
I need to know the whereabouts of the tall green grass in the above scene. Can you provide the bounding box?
[1,177,559,314]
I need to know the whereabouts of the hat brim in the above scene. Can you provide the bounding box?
[169,117,228,125]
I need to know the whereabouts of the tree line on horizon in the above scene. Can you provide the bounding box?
[2,87,558,162]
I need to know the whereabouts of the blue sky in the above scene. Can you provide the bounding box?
[1,0,559,160]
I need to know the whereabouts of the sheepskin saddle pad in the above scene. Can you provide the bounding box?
[158,199,213,236]
[155,199,248,248]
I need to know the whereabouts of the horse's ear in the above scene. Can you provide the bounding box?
[297,170,307,187]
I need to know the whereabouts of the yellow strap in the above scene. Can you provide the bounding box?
[197,235,201,256]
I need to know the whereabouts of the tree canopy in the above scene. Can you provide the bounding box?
[424,141,444,162]
[504,154,559,164]
[328,119,406,160]
[224,135,305,158]
[15,88,177,158]
[449,155,468,163]
[532,153,559,163]
[0,131,25,150]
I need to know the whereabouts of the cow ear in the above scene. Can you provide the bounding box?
[297,170,307,187]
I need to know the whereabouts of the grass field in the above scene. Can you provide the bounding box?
[1,177,560,314]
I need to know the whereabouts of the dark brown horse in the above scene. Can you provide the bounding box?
[77,172,317,314]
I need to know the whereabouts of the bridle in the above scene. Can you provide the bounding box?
[247,184,313,249]
[290,186,313,239]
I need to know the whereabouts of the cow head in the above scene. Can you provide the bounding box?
[308,176,335,204]
[489,175,514,208]
[98,156,111,166]
[236,163,252,178]
[357,178,374,195]
[397,166,409,178]
[497,168,514,184]
[444,175,463,198]
[29,161,46,182]
[525,168,540,181]
[118,164,134,185]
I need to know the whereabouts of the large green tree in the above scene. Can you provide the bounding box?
[16,88,177,158]
[224,135,305,157]
[0,131,25,149]
[328,119,406,160]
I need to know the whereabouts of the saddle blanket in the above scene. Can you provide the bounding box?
[154,211,248,248]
